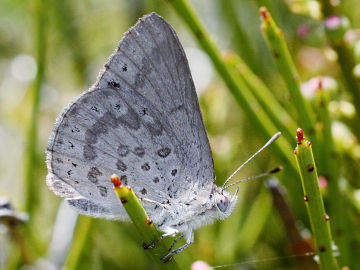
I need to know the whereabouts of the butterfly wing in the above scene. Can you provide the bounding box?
[46,13,214,220]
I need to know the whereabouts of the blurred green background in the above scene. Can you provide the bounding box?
[1,0,360,269]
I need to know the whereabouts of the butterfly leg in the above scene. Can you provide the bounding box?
[138,197,168,209]
[145,227,179,249]
[161,229,194,262]
[168,234,184,251]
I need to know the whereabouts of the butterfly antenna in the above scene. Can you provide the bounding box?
[221,132,281,190]
[223,166,282,190]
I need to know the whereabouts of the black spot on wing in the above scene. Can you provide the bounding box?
[85,130,97,144]
[120,175,128,185]
[108,80,120,88]
[141,163,150,171]
[144,118,163,136]
[92,119,108,134]
[117,144,129,157]
[68,199,109,213]
[55,158,63,164]
[153,177,159,183]
[114,104,121,111]
[118,106,140,130]
[91,106,99,112]
[157,147,171,158]
[83,145,97,160]
[101,111,119,128]
[97,186,108,197]
[134,146,145,157]
[116,160,127,172]
[87,167,102,183]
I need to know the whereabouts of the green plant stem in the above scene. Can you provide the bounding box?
[260,7,316,140]
[320,5,360,139]
[219,0,259,73]
[236,187,272,252]
[223,52,297,143]
[333,44,360,140]
[24,0,47,217]
[316,87,350,266]
[294,129,338,270]
[216,186,272,263]
[52,0,88,86]
[22,3,47,261]
[65,216,92,270]
[320,0,339,17]
[112,177,179,270]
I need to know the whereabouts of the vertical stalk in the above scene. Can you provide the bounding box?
[294,128,338,270]
[323,14,360,139]
[24,0,47,216]
[111,175,179,270]
[235,187,272,252]
[320,0,339,17]
[65,216,93,270]
[52,0,88,86]
[219,0,259,73]
[259,7,317,141]
[316,81,350,266]
[223,52,296,143]
[333,44,360,139]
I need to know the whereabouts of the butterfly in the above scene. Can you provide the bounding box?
[46,12,280,261]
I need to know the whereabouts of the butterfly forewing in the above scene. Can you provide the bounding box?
[46,13,214,219]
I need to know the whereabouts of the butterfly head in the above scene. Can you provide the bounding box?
[209,186,238,220]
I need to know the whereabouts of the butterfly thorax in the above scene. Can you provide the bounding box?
[153,185,237,234]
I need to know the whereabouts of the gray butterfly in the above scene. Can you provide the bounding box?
[46,12,279,261]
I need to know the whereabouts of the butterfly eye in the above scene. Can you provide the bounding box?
[216,196,229,212]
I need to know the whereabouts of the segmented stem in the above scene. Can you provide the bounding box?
[260,7,316,142]
[111,175,179,270]
[316,83,350,266]
[294,129,338,270]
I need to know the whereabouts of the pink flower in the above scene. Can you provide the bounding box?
[325,15,341,29]
[191,260,211,270]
